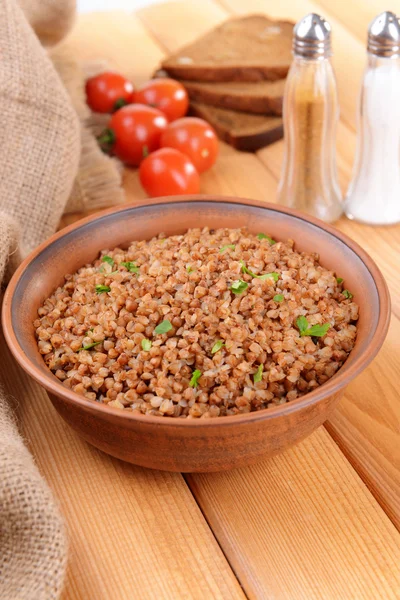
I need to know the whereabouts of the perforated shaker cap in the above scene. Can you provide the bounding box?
[293,13,332,58]
[368,11,400,57]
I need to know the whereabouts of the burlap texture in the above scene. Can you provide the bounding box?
[0,0,80,597]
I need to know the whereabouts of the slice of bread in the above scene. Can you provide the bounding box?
[161,15,294,83]
[190,102,283,152]
[153,69,284,115]
[184,79,284,115]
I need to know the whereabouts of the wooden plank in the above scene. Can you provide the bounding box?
[137,2,400,597]
[313,0,400,43]
[3,13,247,600]
[187,428,400,599]
[0,329,246,600]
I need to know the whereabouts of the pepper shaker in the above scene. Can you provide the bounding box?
[277,14,343,222]
[344,12,400,225]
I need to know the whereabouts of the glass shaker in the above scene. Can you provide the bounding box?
[277,14,343,222]
[344,12,400,225]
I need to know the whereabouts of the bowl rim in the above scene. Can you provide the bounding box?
[2,195,391,428]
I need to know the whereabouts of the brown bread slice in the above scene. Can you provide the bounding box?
[183,79,284,115]
[154,69,284,115]
[190,102,283,152]
[161,15,294,83]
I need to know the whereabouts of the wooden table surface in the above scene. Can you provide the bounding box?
[2,1,400,598]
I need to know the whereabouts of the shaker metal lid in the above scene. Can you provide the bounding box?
[368,11,400,57]
[293,13,332,58]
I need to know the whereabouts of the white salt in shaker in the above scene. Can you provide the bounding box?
[344,11,400,225]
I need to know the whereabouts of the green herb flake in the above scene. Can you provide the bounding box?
[219,244,236,253]
[189,369,202,388]
[343,289,353,299]
[258,272,279,282]
[257,233,276,245]
[186,266,193,273]
[78,341,102,351]
[240,260,279,282]
[211,340,225,354]
[336,277,344,284]
[296,315,330,338]
[154,319,172,335]
[231,279,248,295]
[101,255,114,266]
[120,261,140,274]
[160,238,166,244]
[141,339,152,352]
[273,294,284,302]
[95,285,111,294]
[253,364,263,383]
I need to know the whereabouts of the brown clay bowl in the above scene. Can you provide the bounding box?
[2,196,390,472]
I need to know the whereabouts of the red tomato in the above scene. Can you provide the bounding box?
[85,72,135,113]
[100,104,168,166]
[160,117,219,173]
[134,78,189,122]
[139,148,200,197]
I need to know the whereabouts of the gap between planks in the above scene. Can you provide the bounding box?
[136,0,400,534]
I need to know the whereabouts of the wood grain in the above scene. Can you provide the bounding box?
[0,323,245,600]
[6,4,400,599]
[136,2,400,596]
[188,428,400,599]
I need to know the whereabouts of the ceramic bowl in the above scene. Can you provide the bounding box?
[2,196,390,472]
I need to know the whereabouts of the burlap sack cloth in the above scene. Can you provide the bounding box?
[0,1,123,597]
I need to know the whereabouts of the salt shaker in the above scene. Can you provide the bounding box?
[277,14,343,222]
[344,12,400,225]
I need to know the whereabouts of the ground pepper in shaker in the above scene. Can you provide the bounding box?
[344,12,400,225]
[277,14,342,222]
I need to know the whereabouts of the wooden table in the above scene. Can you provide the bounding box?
[3,2,400,598]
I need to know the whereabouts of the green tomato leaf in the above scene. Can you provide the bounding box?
[296,315,309,334]
[306,323,331,337]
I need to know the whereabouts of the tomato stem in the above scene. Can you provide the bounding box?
[113,98,128,111]
[142,145,149,158]
[97,128,116,153]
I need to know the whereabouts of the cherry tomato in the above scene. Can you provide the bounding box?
[160,117,219,173]
[134,78,189,122]
[139,148,200,197]
[100,104,168,166]
[85,72,135,113]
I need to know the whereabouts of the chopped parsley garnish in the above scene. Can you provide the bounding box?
[78,340,102,351]
[336,277,344,284]
[120,261,140,274]
[189,369,202,388]
[296,315,330,338]
[240,261,279,282]
[343,289,353,299]
[154,319,172,335]
[219,244,236,253]
[253,364,263,383]
[95,285,110,294]
[273,294,284,302]
[101,255,114,266]
[211,340,225,354]
[231,279,248,295]
[141,339,152,351]
[186,265,193,273]
[257,233,276,244]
